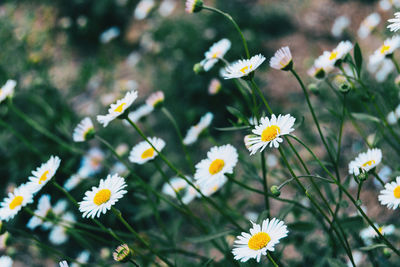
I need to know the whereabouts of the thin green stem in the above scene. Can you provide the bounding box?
[372,171,385,187]
[203,5,250,59]
[267,253,279,267]
[390,56,400,74]
[277,175,334,190]
[261,151,270,216]
[161,107,194,172]
[129,259,140,267]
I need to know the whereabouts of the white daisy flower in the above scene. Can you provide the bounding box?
[78,147,104,178]
[146,91,164,108]
[183,112,214,145]
[0,256,13,267]
[223,54,266,79]
[388,12,400,32]
[370,36,400,64]
[194,144,238,187]
[128,137,166,164]
[200,39,232,71]
[162,177,196,204]
[375,59,395,82]
[49,212,75,245]
[27,155,61,194]
[380,0,400,11]
[0,184,34,221]
[185,0,203,13]
[387,111,397,125]
[64,174,84,191]
[208,78,222,95]
[358,13,381,39]
[348,148,382,176]
[0,80,16,103]
[126,104,154,124]
[331,16,350,38]
[360,224,395,245]
[79,174,127,218]
[245,114,296,155]
[71,251,90,267]
[197,176,227,197]
[379,176,400,209]
[134,0,155,20]
[97,90,138,127]
[99,27,120,44]
[59,261,69,267]
[232,218,289,262]
[27,194,53,230]
[72,117,94,142]
[159,0,176,17]
[269,46,293,71]
[318,41,353,67]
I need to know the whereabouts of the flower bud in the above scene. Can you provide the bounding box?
[308,83,319,95]
[270,185,281,197]
[113,244,133,263]
[383,248,391,259]
[193,63,205,74]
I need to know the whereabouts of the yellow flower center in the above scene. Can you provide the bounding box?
[362,160,375,168]
[93,189,111,206]
[209,159,225,175]
[173,186,185,193]
[114,103,126,113]
[212,51,220,58]
[329,51,338,60]
[378,227,384,234]
[261,125,281,142]
[240,65,253,74]
[39,170,49,184]
[9,196,23,210]
[380,45,391,54]
[248,232,271,250]
[141,148,155,159]
[393,186,400,199]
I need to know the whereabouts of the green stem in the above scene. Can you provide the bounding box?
[161,107,194,172]
[261,151,270,217]
[277,175,334,190]
[390,56,400,74]
[129,259,140,267]
[267,253,279,267]
[8,101,83,155]
[111,207,173,267]
[356,180,363,201]
[372,171,385,187]
[203,5,250,59]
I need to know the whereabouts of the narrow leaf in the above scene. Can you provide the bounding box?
[354,43,363,78]
[351,112,380,124]
[187,230,233,243]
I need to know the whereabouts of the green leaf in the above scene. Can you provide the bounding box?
[214,125,250,131]
[186,230,233,243]
[351,112,380,124]
[339,216,364,230]
[354,43,363,78]
[287,221,315,232]
[226,106,248,124]
[360,244,387,251]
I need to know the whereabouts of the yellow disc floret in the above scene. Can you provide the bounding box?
[141,148,155,159]
[9,196,23,210]
[362,160,375,168]
[393,186,400,199]
[209,159,225,175]
[94,189,112,206]
[114,103,126,113]
[261,125,281,142]
[380,45,391,54]
[39,170,49,184]
[248,232,271,250]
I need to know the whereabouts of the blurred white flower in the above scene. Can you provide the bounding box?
[360,224,395,245]
[99,27,120,44]
[331,16,350,38]
[0,256,13,267]
[269,46,292,70]
[348,148,382,176]
[0,80,16,103]
[183,112,213,145]
[134,0,155,20]
[358,13,381,39]
[159,0,176,17]
[200,39,231,71]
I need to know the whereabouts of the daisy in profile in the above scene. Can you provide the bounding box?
[71,251,90,267]
[183,112,214,145]
[388,12,400,32]
[27,155,61,194]
[146,91,164,109]
[370,36,400,63]
[331,16,350,38]
[0,256,13,267]
[126,104,154,123]
[185,0,203,13]
[348,148,382,176]
[0,80,16,103]
[360,224,395,245]
[0,184,34,221]
[200,39,232,71]
[232,218,289,262]
[358,13,381,39]
[79,174,127,218]
[379,176,400,209]
[318,41,353,67]
[194,144,238,187]
[72,117,95,142]
[78,147,104,177]
[59,261,69,267]
[128,137,165,164]
[27,194,53,230]
[245,114,296,155]
[208,78,222,95]
[97,90,138,127]
[49,212,76,245]
[162,177,196,204]
[223,54,266,79]
[269,46,293,71]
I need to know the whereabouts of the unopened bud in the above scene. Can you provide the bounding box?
[193,63,205,74]
[113,244,133,263]
[270,185,281,197]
